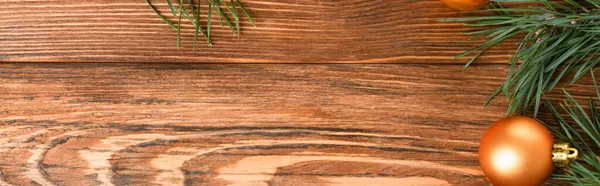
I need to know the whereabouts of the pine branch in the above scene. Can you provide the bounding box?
[443,4,600,183]
[439,0,600,117]
[144,0,255,48]
[541,70,600,185]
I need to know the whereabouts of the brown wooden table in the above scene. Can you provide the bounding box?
[0,0,596,185]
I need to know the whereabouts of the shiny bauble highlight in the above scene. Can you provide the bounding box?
[440,0,489,11]
[478,116,554,186]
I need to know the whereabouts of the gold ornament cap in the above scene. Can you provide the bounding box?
[552,142,578,167]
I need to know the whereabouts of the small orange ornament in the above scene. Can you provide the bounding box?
[440,0,489,11]
[479,116,555,186]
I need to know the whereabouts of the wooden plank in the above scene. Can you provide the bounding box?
[0,63,515,185]
[0,0,517,63]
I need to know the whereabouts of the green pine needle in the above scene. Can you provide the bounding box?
[165,0,178,16]
[177,0,183,49]
[440,0,600,117]
[217,0,237,35]
[208,1,212,39]
[145,0,255,47]
[237,0,256,27]
[231,0,240,38]
[144,0,177,30]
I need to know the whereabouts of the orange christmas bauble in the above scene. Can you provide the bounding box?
[440,0,489,11]
[479,116,554,186]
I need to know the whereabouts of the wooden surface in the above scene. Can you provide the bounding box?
[0,64,513,186]
[1,1,598,186]
[0,0,520,63]
[2,64,597,186]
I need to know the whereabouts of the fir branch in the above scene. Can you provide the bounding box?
[439,0,600,117]
[145,0,255,48]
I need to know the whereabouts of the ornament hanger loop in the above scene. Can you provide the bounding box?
[552,142,579,167]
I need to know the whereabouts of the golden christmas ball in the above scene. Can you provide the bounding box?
[478,116,554,186]
[440,0,489,11]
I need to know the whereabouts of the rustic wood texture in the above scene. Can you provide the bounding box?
[0,0,520,63]
[2,0,599,186]
[2,63,597,185]
[0,63,518,185]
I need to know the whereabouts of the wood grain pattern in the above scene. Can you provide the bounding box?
[0,0,519,63]
[0,63,521,185]
[2,0,598,185]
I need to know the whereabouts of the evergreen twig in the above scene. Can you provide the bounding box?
[541,70,600,185]
[144,0,254,48]
[439,0,600,117]
[441,2,600,183]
